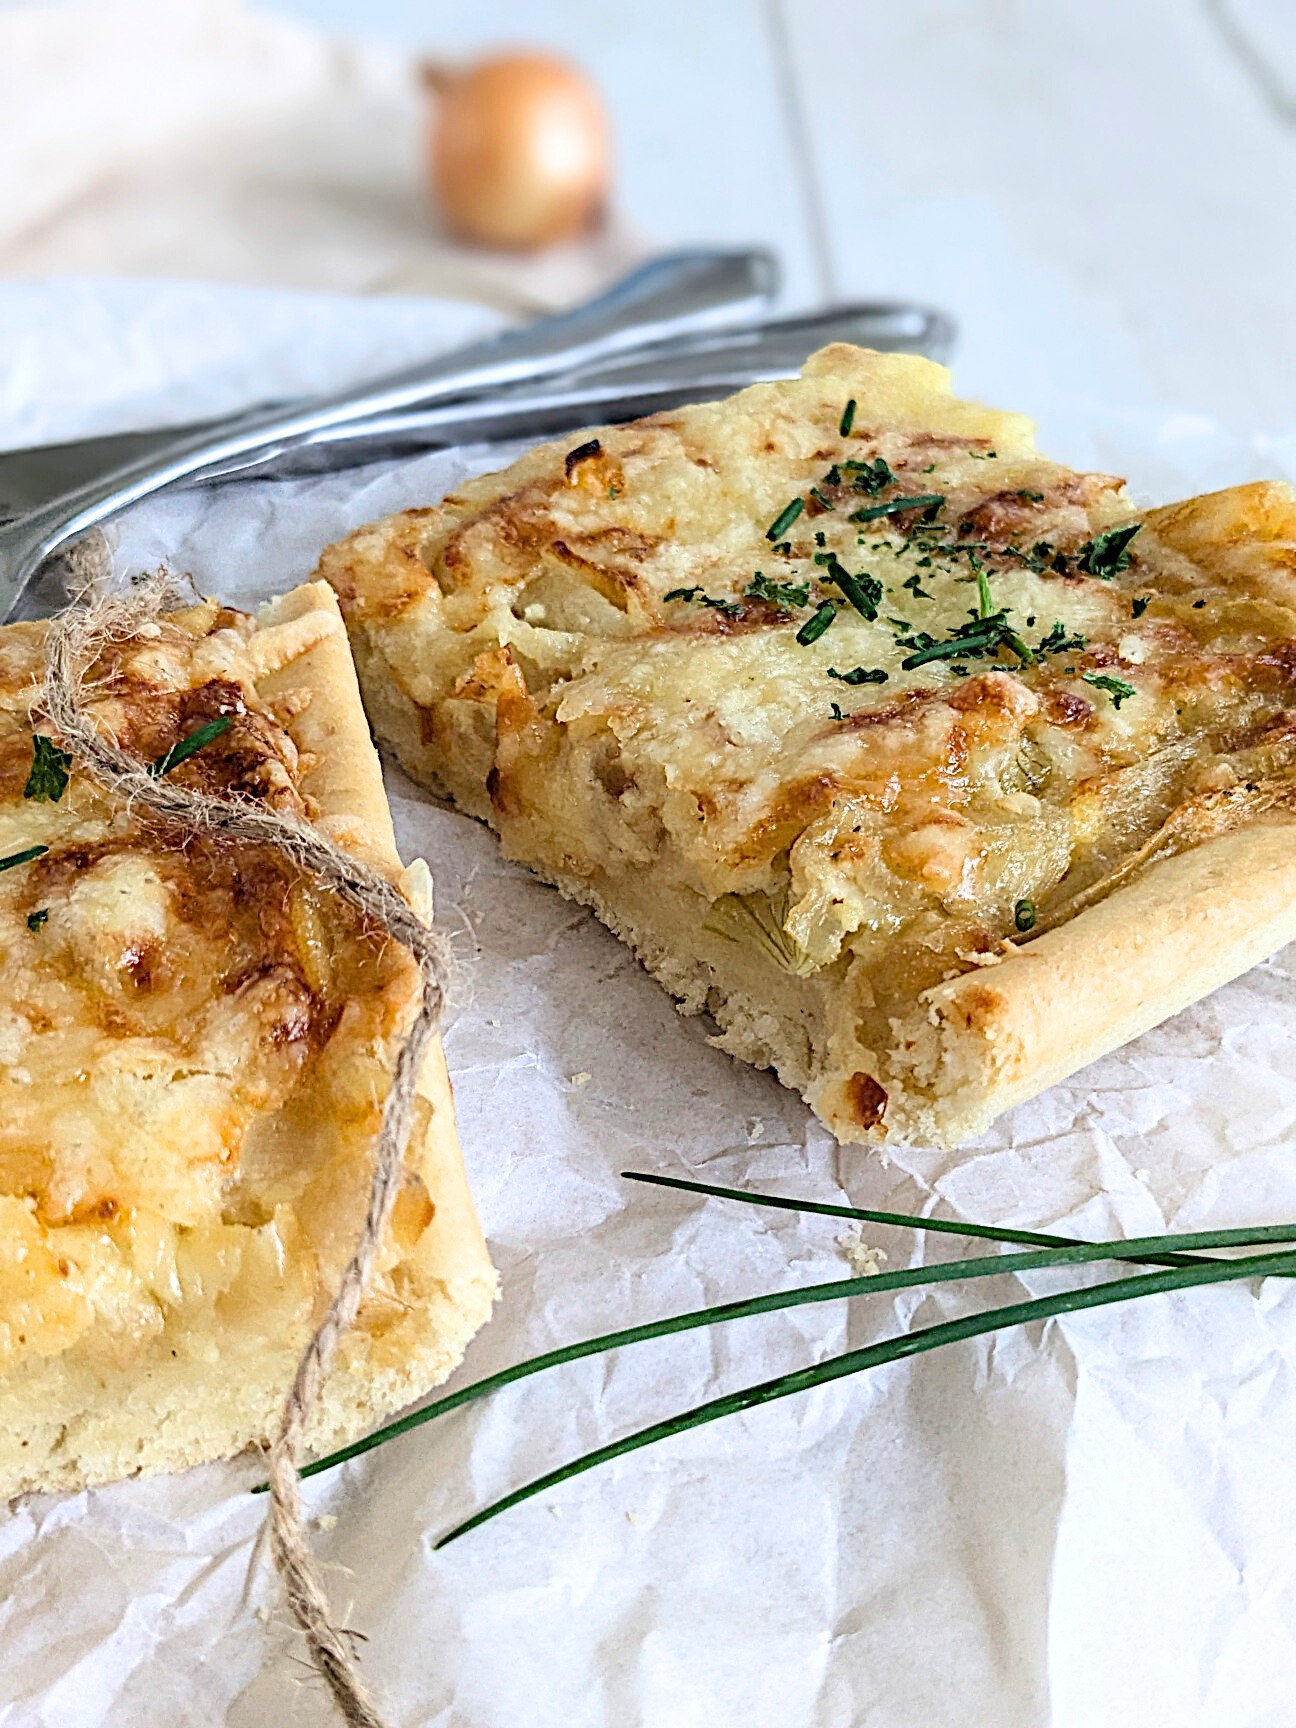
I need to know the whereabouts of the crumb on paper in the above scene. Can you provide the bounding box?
[1134,1167,1151,1183]
[837,1231,889,1277]
[570,1071,591,1087]
[484,1017,500,1028]
[312,1513,338,1532]
[626,1510,638,1524]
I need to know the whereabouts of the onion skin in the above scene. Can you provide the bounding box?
[428,52,610,251]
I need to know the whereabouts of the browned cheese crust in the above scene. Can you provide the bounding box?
[315,347,1296,1148]
[0,582,496,1496]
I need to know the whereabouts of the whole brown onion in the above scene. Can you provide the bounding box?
[425,51,610,251]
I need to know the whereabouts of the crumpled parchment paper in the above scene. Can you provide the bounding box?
[4,293,1296,1728]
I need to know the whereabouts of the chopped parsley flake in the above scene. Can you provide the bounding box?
[663,587,742,618]
[902,572,932,598]
[1034,621,1088,658]
[843,456,894,495]
[766,498,804,541]
[830,701,847,721]
[1082,673,1137,709]
[796,600,838,645]
[1076,523,1141,578]
[24,735,71,803]
[26,908,48,932]
[746,572,811,610]
[828,666,889,685]
[1131,595,1151,618]
[808,487,834,513]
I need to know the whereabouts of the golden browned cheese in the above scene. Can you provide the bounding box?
[318,348,1296,1145]
[0,587,496,1493]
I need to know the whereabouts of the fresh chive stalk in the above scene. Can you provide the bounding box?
[434,1247,1296,1547]
[261,1188,1296,1496]
[620,1170,1228,1267]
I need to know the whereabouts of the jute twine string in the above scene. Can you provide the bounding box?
[37,576,450,1728]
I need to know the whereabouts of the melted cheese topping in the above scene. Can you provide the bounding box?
[323,346,1296,1134]
[0,604,418,1373]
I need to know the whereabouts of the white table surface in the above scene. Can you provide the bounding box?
[260,0,1296,446]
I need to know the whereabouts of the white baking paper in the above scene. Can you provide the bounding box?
[5,289,1296,1728]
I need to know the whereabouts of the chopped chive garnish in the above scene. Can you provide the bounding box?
[0,844,48,875]
[1082,673,1137,709]
[819,556,882,619]
[901,632,999,669]
[796,601,838,646]
[976,566,994,619]
[828,666,888,685]
[1014,898,1036,932]
[839,398,857,437]
[149,714,234,779]
[849,493,944,524]
[766,498,804,541]
[1131,596,1150,618]
[808,487,834,513]
[24,735,71,804]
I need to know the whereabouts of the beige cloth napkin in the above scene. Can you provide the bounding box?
[0,0,642,313]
